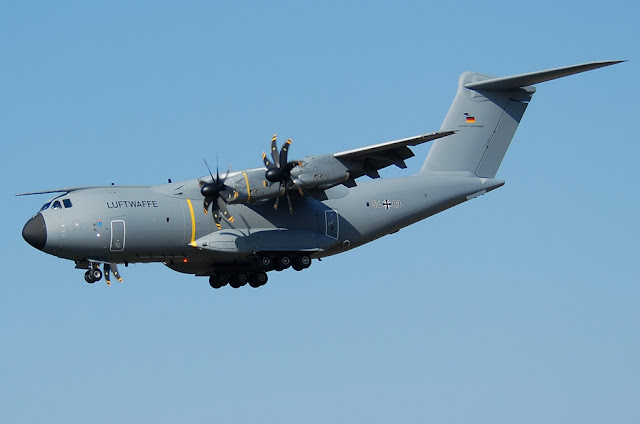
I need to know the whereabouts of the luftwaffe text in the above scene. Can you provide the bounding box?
[106,200,159,209]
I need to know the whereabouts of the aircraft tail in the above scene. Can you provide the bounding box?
[420,61,623,178]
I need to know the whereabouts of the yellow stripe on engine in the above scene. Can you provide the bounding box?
[242,172,251,202]
[186,199,196,246]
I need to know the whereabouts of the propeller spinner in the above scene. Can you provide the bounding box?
[200,160,235,229]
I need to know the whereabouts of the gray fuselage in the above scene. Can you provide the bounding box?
[26,173,503,276]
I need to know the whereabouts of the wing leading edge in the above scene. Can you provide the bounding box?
[334,131,455,181]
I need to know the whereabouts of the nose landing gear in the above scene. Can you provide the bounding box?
[84,269,101,284]
[83,263,124,285]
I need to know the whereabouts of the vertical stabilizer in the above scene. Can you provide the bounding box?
[420,60,623,178]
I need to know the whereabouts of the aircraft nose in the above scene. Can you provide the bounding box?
[22,213,47,250]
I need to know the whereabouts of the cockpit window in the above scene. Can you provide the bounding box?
[51,200,62,209]
[40,202,51,211]
[63,199,72,208]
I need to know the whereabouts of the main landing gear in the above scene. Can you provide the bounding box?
[256,253,312,272]
[209,271,268,289]
[82,263,124,285]
[208,253,312,289]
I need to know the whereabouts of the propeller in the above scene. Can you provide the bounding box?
[262,134,301,213]
[200,159,235,229]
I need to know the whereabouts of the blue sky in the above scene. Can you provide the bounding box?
[2,1,638,423]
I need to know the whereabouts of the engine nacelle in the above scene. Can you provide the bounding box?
[221,155,351,204]
[225,169,284,204]
[290,155,350,189]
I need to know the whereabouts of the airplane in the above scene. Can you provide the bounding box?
[19,60,622,289]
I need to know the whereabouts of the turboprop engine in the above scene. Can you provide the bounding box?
[224,169,285,204]
[214,136,352,212]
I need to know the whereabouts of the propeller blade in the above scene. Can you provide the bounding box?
[270,134,280,165]
[203,197,212,214]
[204,159,215,181]
[285,189,292,214]
[273,196,279,210]
[217,197,234,223]
[262,152,273,169]
[283,161,296,174]
[222,164,231,182]
[216,153,220,183]
[280,139,292,167]
[213,211,222,229]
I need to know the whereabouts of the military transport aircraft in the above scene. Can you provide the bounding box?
[19,60,621,289]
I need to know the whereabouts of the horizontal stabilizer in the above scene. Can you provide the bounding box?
[464,60,625,91]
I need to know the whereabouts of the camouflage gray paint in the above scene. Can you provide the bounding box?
[20,61,623,288]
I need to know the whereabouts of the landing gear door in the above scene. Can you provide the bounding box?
[325,210,339,240]
[110,220,125,252]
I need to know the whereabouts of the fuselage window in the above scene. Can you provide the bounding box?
[52,200,62,209]
[63,199,72,208]
[40,202,51,211]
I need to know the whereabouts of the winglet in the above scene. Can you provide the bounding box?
[464,60,626,91]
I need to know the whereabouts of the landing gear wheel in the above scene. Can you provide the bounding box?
[90,268,102,282]
[229,274,243,289]
[278,256,291,269]
[292,255,311,271]
[237,273,248,286]
[298,255,311,269]
[84,271,95,284]
[218,273,230,286]
[249,271,268,288]
[209,275,225,289]
[257,256,273,270]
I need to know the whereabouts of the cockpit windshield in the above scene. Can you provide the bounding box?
[40,198,72,212]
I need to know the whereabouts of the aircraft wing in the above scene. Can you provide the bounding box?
[333,131,455,181]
